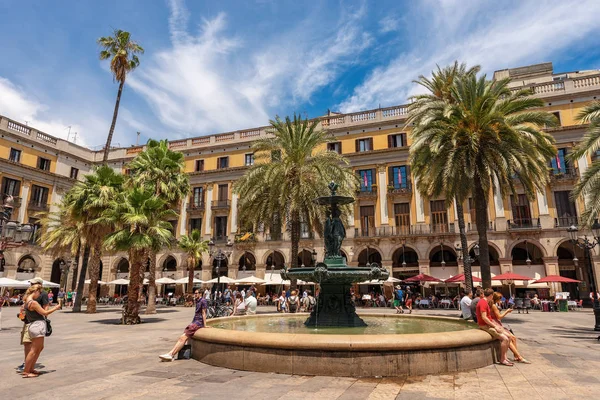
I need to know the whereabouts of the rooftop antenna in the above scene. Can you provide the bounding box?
[65,126,72,141]
[24,120,30,126]
[136,131,141,146]
[72,132,78,144]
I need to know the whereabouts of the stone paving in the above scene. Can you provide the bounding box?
[0,304,599,399]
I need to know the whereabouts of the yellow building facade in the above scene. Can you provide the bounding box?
[1,62,600,299]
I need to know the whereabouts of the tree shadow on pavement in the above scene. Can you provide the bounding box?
[88,317,167,325]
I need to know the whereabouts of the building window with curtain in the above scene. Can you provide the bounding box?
[430,200,449,233]
[357,169,374,191]
[390,166,408,189]
[192,187,204,208]
[550,148,568,174]
[510,194,532,227]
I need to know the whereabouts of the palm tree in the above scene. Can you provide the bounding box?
[409,72,557,288]
[97,29,144,162]
[409,62,479,293]
[179,230,209,294]
[127,139,190,313]
[569,101,600,226]
[68,165,124,313]
[102,188,176,324]
[234,115,356,276]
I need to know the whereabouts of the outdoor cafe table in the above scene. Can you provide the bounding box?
[419,299,432,308]
[567,300,578,310]
[440,299,455,309]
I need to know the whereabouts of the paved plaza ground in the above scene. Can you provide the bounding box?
[1,304,599,399]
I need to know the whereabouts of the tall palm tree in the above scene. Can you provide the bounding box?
[569,101,600,226]
[179,230,209,294]
[409,62,479,293]
[98,29,144,162]
[68,165,124,313]
[409,72,557,288]
[102,188,176,324]
[127,139,190,313]
[234,115,356,276]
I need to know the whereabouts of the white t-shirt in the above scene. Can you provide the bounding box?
[244,296,257,314]
[460,296,473,319]
[278,296,287,309]
[203,289,210,299]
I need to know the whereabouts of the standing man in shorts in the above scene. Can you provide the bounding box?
[159,289,209,361]
[476,288,512,366]
[17,278,49,373]
[394,285,404,313]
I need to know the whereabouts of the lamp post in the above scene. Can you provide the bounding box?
[455,243,479,293]
[1,195,35,265]
[311,249,317,267]
[567,221,600,331]
[209,238,233,295]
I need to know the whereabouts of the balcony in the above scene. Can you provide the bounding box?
[265,232,283,241]
[211,200,231,210]
[387,183,412,199]
[555,216,578,228]
[187,201,205,214]
[549,168,579,184]
[467,221,495,232]
[356,187,378,200]
[353,224,456,238]
[507,218,541,230]
[28,200,49,212]
[234,232,257,243]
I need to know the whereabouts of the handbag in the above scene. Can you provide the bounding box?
[45,318,52,337]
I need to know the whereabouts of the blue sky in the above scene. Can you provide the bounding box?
[1,0,600,148]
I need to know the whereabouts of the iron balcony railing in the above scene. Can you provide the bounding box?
[387,182,412,195]
[549,167,579,182]
[28,200,49,212]
[354,223,456,238]
[187,201,205,212]
[555,216,578,228]
[507,218,541,230]
[467,221,495,232]
[265,232,283,241]
[211,200,231,209]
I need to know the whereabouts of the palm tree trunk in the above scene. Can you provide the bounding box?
[73,244,90,313]
[86,241,102,314]
[103,80,125,162]
[455,197,473,293]
[124,249,143,324]
[145,249,157,315]
[474,179,492,288]
[290,210,300,290]
[187,256,195,294]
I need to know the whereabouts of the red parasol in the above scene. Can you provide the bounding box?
[532,275,581,284]
[492,272,532,281]
[444,274,483,284]
[404,273,442,283]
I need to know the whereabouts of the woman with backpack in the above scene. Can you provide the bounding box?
[21,284,62,378]
[288,290,299,313]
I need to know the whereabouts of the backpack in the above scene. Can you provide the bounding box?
[309,297,316,306]
[289,296,298,305]
[17,303,27,322]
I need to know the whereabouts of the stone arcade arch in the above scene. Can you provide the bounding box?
[238,252,256,271]
[357,248,382,267]
[265,251,286,269]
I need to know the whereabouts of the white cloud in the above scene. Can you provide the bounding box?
[0,77,90,146]
[338,0,600,112]
[379,16,399,33]
[128,0,372,136]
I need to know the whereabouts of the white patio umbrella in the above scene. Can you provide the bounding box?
[0,277,30,289]
[84,279,106,285]
[206,276,237,284]
[155,277,176,284]
[24,279,60,288]
[234,276,266,284]
[108,278,130,285]
[174,277,203,284]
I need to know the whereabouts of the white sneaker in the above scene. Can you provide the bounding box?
[159,353,173,362]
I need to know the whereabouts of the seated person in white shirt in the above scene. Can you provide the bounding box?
[460,291,473,320]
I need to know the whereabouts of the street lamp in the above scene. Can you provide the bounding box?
[567,221,600,332]
[311,249,317,267]
[209,238,233,296]
[1,195,36,260]
[440,241,446,269]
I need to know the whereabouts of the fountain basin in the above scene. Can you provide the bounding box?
[191,313,496,377]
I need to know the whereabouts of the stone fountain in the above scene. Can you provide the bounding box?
[281,181,389,327]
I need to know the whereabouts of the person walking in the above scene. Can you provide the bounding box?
[277,291,288,313]
[47,290,54,305]
[21,284,62,378]
[66,290,73,307]
[476,288,513,366]
[394,285,404,314]
[460,291,473,320]
[159,290,209,362]
[288,290,299,313]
